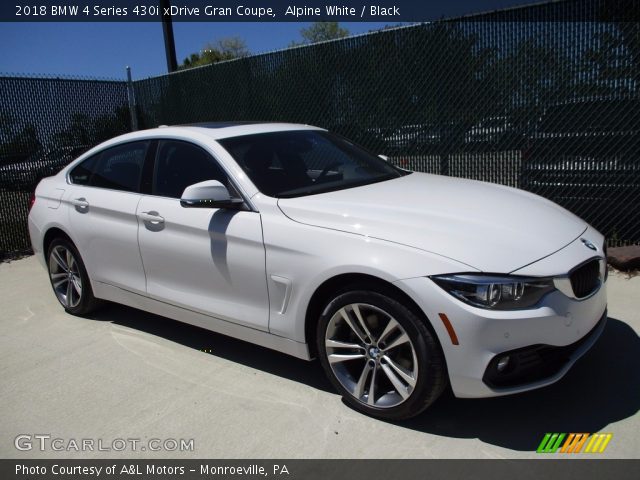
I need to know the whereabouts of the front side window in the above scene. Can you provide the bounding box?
[69,141,149,193]
[152,140,229,199]
[218,130,404,198]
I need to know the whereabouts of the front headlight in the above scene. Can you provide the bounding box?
[431,274,555,310]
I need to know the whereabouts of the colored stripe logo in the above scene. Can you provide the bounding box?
[537,433,612,454]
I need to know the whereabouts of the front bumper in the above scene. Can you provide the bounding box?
[395,233,608,398]
[482,309,606,389]
[397,275,607,398]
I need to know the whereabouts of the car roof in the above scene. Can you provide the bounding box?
[73,122,326,161]
[160,122,325,140]
[178,121,274,128]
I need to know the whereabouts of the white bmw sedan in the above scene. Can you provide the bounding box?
[28,122,607,419]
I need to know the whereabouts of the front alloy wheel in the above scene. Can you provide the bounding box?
[326,303,418,408]
[317,290,447,420]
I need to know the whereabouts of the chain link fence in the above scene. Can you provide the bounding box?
[1,0,639,258]
[0,76,131,256]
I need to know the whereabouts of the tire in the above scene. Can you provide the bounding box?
[316,289,447,420]
[47,237,102,315]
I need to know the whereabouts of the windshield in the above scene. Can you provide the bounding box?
[218,130,405,198]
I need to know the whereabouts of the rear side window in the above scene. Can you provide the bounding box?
[69,141,149,193]
[69,154,99,185]
[153,140,228,198]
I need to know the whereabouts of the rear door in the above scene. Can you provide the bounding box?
[66,140,150,294]
[136,139,269,330]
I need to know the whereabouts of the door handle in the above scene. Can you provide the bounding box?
[139,211,165,224]
[71,197,89,209]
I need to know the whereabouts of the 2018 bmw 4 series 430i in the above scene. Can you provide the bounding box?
[28,123,607,419]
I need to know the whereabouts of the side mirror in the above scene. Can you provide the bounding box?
[378,154,389,162]
[180,180,245,209]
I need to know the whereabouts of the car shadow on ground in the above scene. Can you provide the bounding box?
[89,302,333,393]
[393,316,640,451]
[90,305,639,452]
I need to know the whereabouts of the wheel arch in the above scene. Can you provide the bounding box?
[42,225,103,315]
[304,273,444,360]
[42,226,75,259]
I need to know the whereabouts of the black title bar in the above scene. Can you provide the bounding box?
[3,0,640,22]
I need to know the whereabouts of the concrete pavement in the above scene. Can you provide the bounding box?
[1,256,638,459]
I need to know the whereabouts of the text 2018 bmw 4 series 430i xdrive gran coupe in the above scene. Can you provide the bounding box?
[28,122,607,419]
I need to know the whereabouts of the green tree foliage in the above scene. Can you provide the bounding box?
[291,22,350,46]
[180,37,249,70]
[53,106,131,148]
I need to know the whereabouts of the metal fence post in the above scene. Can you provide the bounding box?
[126,66,139,131]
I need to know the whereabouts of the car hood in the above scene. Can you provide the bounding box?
[277,172,587,273]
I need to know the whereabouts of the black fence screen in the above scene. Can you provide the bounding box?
[0,76,131,256]
[1,0,639,258]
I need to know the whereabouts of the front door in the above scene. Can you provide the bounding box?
[136,139,269,330]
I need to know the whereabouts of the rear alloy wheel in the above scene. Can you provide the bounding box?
[317,290,447,420]
[47,238,101,315]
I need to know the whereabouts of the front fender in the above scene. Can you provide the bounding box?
[257,198,473,342]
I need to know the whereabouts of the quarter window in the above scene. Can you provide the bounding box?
[69,154,99,185]
[69,141,149,193]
